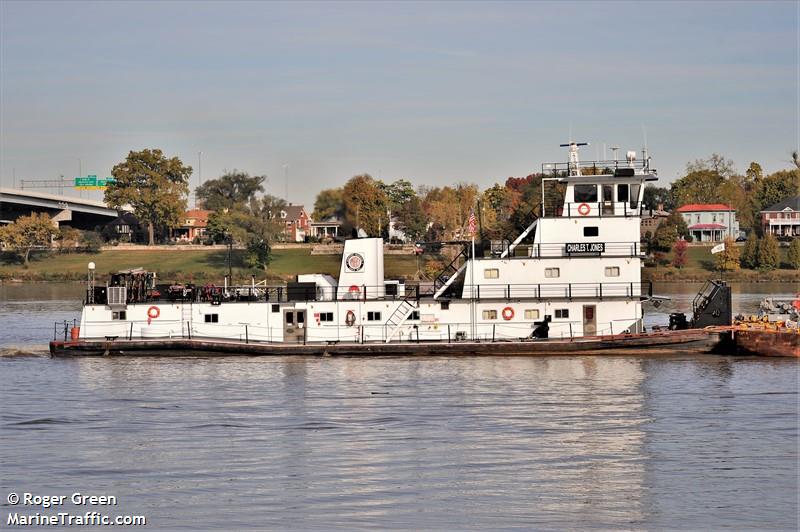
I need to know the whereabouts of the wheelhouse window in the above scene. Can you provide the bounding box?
[484,268,499,279]
[482,310,498,320]
[204,314,219,323]
[629,184,641,209]
[605,266,620,277]
[617,184,629,204]
[367,311,382,321]
[545,267,560,278]
[524,309,540,320]
[574,184,597,203]
[555,309,569,319]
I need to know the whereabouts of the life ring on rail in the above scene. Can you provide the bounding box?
[502,307,514,320]
[345,310,356,327]
[147,306,160,319]
[348,285,361,295]
[793,294,800,311]
[577,203,591,216]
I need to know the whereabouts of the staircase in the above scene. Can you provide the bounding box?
[690,280,732,328]
[432,246,470,299]
[384,297,419,343]
[500,218,538,258]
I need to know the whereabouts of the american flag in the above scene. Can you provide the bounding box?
[468,209,477,236]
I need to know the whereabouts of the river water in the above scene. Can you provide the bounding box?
[1,282,798,529]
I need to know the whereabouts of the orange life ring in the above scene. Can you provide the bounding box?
[502,307,514,320]
[345,310,356,326]
[147,306,160,319]
[577,203,590,216]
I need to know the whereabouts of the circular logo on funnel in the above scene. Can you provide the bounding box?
[345,253,364,272]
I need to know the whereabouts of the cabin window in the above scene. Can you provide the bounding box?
[272,304,280,313]
[484,268,499,279]
[545,267,560,278]
[112,311,126,320]
[482,310,498,320]
[367,311,382,321]
[524,309,540,320]
[605,266,620,277]
[297,313,304,324]
[440,301,450,310]
[319,312,334,322]
[409,311,420,321]
[629,184,641,209]
[286,312,294,324]
[555,309,569,319]
[602,184,613,202]
[617,184,629,203]
[204,314,219,323]
[583,226,599,237]
[574,184,597,203]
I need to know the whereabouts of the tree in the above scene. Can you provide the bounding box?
[312,188,345,221]
[342,174,388,237]
[642,185,674,211]
[686,153,736,178]
[787,238,800,270]
[671,239,688,268]
[740,232,759,269]
[394,195,427,241]
[653,223,678,252]
[757,232,779,271]
[745,162,763,183]
[196,170,265,211]
[0,213,59,266]
[755,169,800,212]
[664,211,689,239]
[381,179,417,211]
[105,149,191,245]
[715,236,740,272]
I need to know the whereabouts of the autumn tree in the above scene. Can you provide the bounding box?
[394,195,427,241]
[740,232,759,269]
[342,174,387,237]
[671,239,688,268]
[715,236,740,272]
[787,238,800,270]
[196,171,265,211]
[642,185,674,211]
[653,223,678,252]
[0,213,59,266]
[105,149,192,245]
[757,233,780,271]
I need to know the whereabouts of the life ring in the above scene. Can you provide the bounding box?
[502,307,514,320]
[345,310,356,327]
[793,294,800,311]
[147,306,160,319]
[577,203,590,216]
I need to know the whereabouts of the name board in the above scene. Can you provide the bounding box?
[566,242,605,254]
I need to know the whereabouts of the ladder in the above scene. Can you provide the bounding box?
[384,297,418,343]
[181,302,193,338]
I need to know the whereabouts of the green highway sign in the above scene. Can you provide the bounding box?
[74,176,115,190]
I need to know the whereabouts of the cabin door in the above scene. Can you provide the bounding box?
[284,309,306,343]
[602,184,614,216]
[582,305,597,336]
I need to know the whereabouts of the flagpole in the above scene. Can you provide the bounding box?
[471,235,476,341]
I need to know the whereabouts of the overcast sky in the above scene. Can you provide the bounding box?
[1,1,797,208]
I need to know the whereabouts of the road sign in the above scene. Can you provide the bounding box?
[74,176,115,190]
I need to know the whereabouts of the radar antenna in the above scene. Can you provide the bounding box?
[559,141,589,176]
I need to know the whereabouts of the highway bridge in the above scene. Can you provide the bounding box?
[0,188,123,229]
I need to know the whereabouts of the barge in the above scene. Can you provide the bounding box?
[50,143,731,357]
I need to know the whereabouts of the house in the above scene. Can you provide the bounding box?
[102,212,146,243]
[676,203,739,242]
[280,204,311,242]
[640,204,670,237]
[760,196,800,238]
[310,216,342,241]
[175,209,211,242]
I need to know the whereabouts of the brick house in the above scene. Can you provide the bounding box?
[760,195,800,238]
[640,204,670,237]
[175,209,211,242]
[676,203,739,242]
[280,204,311,242]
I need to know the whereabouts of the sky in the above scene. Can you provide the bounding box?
[1,0,797,209]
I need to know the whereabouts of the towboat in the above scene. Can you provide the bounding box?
[50,144,729,356]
